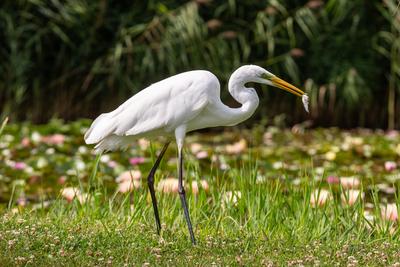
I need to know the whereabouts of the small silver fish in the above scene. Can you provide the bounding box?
[302,94,309,113]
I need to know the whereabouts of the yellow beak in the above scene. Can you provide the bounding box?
[270,76,305,97]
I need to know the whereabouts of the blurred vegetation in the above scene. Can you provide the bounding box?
[0,0,399,128]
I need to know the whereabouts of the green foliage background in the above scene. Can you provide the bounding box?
[0,0,399,128]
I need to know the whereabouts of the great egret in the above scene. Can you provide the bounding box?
[84,65,308,244]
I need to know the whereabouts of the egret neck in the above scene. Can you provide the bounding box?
[222,70,260,126]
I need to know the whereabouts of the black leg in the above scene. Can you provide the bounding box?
[147,142,170,234]
[177,148,197,245]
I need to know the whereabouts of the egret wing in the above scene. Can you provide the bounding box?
[84,72,212,144]
[123,80,209,136]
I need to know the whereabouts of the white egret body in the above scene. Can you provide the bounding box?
[85,65,308,244]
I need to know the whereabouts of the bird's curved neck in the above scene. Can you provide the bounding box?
[223,72,259,126]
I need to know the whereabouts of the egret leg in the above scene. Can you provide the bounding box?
[147,142,170,234]
[177,146,197,245]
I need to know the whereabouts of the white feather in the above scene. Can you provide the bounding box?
[84,70,217,152]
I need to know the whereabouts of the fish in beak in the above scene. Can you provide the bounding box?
[262,74,309,113]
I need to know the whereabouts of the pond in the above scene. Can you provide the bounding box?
[0,119,399,211]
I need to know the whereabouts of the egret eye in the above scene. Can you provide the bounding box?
[261,73,274,80]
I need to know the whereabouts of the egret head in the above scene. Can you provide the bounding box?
[237,65,306,97]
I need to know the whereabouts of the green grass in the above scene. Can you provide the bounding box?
[1,120,400,265]
[1,169,400,266]
[1,217,399,266]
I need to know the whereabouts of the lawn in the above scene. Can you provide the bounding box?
[1,119,400,266]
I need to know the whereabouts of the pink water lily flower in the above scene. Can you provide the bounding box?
[381,203,398,222]
[225,139,247,154]
[340,177,360,189]
[341,189,364,206]
[196,151,208,159]
[326,176,340,184]
[191,180,210,195]
[13,162,27,170]
[21,137,30,147]
[116,170,142,193]
[118,180,141,193]
[190,143,203,154]
[60,187,88,203]
[57,176,67,185]
[41,134,65,145]
[17,197,27,207]
[385,161,397,172]
[129,157,145,165]
[60,187,80,202]
[116,170,142,183]
[157,178,179,194]
[310,189,331,207]
[386,130,399,139]
[107,160,118,168]
[137,138,150,150]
